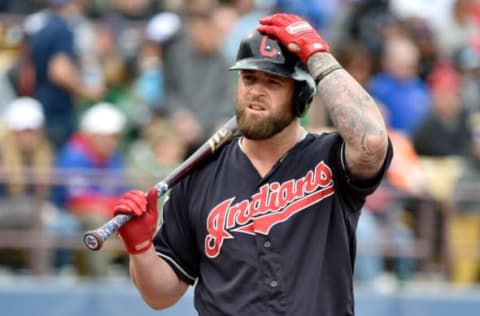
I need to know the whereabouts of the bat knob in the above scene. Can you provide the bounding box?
[83,231,103,251]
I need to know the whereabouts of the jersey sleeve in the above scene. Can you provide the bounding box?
[153,180,200,285]
[329,133,394,201]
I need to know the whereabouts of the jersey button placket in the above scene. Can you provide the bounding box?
[256,234,287,315]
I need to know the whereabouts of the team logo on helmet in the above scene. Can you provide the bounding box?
[259,35,279,57]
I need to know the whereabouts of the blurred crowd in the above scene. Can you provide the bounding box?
[0,0,480,287]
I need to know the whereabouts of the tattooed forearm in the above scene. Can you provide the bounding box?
[307,53,341,80]
[307,53,388,178]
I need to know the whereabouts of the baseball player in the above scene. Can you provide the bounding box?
[113,13,393,315]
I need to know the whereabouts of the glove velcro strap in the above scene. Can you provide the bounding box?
[127,239,153,255]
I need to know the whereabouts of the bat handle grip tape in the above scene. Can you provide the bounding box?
[83,214,132,251]
[83,182,169,251]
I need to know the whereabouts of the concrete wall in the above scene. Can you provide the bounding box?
[1,278,480,316]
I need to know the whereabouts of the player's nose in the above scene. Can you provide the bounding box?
[247,82,267,98]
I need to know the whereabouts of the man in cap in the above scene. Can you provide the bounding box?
[54,102,129,276]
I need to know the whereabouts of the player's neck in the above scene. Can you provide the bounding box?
[240,124,307,177]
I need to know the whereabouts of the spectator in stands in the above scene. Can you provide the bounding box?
[133,12,181,115]
[0,98,53,199]
[432,0,480,59]
[369,36,432,136]
[451,110,480,285]
[127,115,187,191]
[382,2,443,80]
[401,17,439,81]
[413,60,473,157]
[96,0,158,133]
[335,0,400,65]
[453,45,480,114]
[30,0,104,150]
[53,102,129,277]
[162,5,235,155]
[445,49,480,284]
[86,21,138,151]
[0,97,77,273]
[412,60,471,276]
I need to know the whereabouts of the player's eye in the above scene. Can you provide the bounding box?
[268,79,281,86]
[242,74,255,84]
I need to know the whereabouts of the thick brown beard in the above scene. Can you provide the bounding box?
[235,100,295,140]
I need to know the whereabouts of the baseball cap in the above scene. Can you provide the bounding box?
[428,60,460,92]
[3,97,45,130]
[145,12,181,44]
[80,103,126,135]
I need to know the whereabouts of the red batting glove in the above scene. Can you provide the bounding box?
[257,13,329,63]
[113,188,158,255]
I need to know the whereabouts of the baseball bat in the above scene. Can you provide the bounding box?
[83,116,238,251]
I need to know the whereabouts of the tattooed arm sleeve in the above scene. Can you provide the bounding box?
[307,53,389,180]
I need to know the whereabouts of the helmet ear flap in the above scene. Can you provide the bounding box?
[293,82,316,117]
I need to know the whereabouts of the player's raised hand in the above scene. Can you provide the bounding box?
[113,188,158,254]
[257,13,329,63]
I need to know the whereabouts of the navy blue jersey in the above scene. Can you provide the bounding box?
[154,132,393,316]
